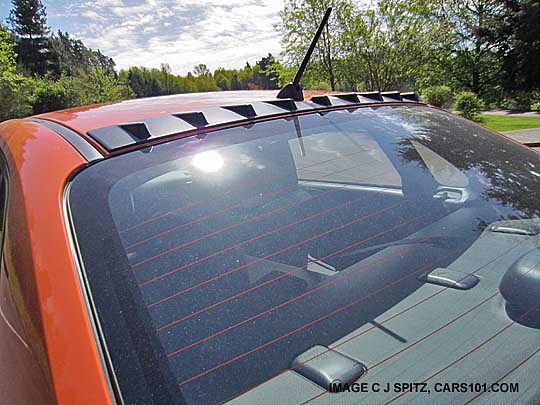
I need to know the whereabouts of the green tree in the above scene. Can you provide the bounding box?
[422,85,454,107]
[57,74,92,107]
[193,63,211,77]
[7,0,48,39]
[340,0,437,91]
[256,54,279,89]
[123,66,159,97]
[30,79,67,114]
[47,31,116,78]
[279,0,352,90]
[486,0,540,93]
[0,24,32,121]
[213,68,231,90]
[160,63,172,94]
[268,60,296,87]
[427,0,504,97]
[230,73,240,90]
[8,0,50,75]
[86,68,134,103]
[59,69,134,107]
[0,25,18,78]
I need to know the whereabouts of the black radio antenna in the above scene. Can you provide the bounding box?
[277,7,333,101]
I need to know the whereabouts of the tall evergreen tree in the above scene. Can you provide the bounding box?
[8,0,49,39]
[438,0,504,96]
[8,0,50,75]
[47,30,116,78]
[486,0,540,93]
[256,54,279,89]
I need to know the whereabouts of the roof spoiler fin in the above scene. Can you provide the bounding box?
[276,7,332,102]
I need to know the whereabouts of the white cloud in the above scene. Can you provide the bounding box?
[63,0,284,74]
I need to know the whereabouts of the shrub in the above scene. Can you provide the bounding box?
[0,78,33,121]
[422,86,453,108]
[57,70,135,108]
[0,25,33,120]
[499,92,534,111]
[87,68,136,103]
[454,92,484,120]
[531,102,540,112]
[31,80,68,114]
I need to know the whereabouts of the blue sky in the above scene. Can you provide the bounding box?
[0,0,284,74]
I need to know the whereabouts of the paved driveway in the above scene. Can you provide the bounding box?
[501,128,540,151]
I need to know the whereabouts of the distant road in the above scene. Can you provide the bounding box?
[482,110,540,116]
[502,128,540,152]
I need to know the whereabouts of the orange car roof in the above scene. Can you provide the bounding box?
[35,90,313,135]
[32,90,420,158]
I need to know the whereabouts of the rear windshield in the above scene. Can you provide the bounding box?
[68,106,540,404]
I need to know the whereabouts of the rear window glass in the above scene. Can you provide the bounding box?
[68,106,540,404]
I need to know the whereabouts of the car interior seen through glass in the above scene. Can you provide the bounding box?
[68,105,540,405]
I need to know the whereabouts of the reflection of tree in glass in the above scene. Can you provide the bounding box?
[389,107,540,219]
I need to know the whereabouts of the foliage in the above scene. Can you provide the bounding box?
[59,69,134,108]
[8,0,50,75]
[28,69,135,115]
[87,68,135,104]
[531,103,540,112]
[47,31,116,78]
[2,0,539,123]
[55,74,92,107]
[497,91,537,111]
[0,80,33,121]
[268,60,295,87]
[0,23,32,121]
[422,86,453,108]
[0,24,17,79]
[30,79,67,114]
[454,91,484,120]
[419,1,504,98]
[278,0,443,92]
[278,0,538,103]
[7,0,48,38]
[120,55,279,99]
[278,0,351,90]
[339,0,437,91]
[193,64,211,77]
[122,66,210,98]
[484,0,540,93]
[256,54,280,89]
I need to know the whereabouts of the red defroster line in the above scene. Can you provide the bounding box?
[169,238,433,361]
[130,161,395,266]
[300,292,499,404]
[215,242,522,405]
[155,204,426,328]
[126,157,390,249]
[386,304,540,404]
[120,151,365,234]
[119,169,293,234]
[127,182,299,249]
[137,191,385,284]
[176,242,459,388]
[463,347,540,404]
[133,184,348,268]
[150,201,404,311]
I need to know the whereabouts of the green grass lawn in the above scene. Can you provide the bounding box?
[477,114,540,132]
